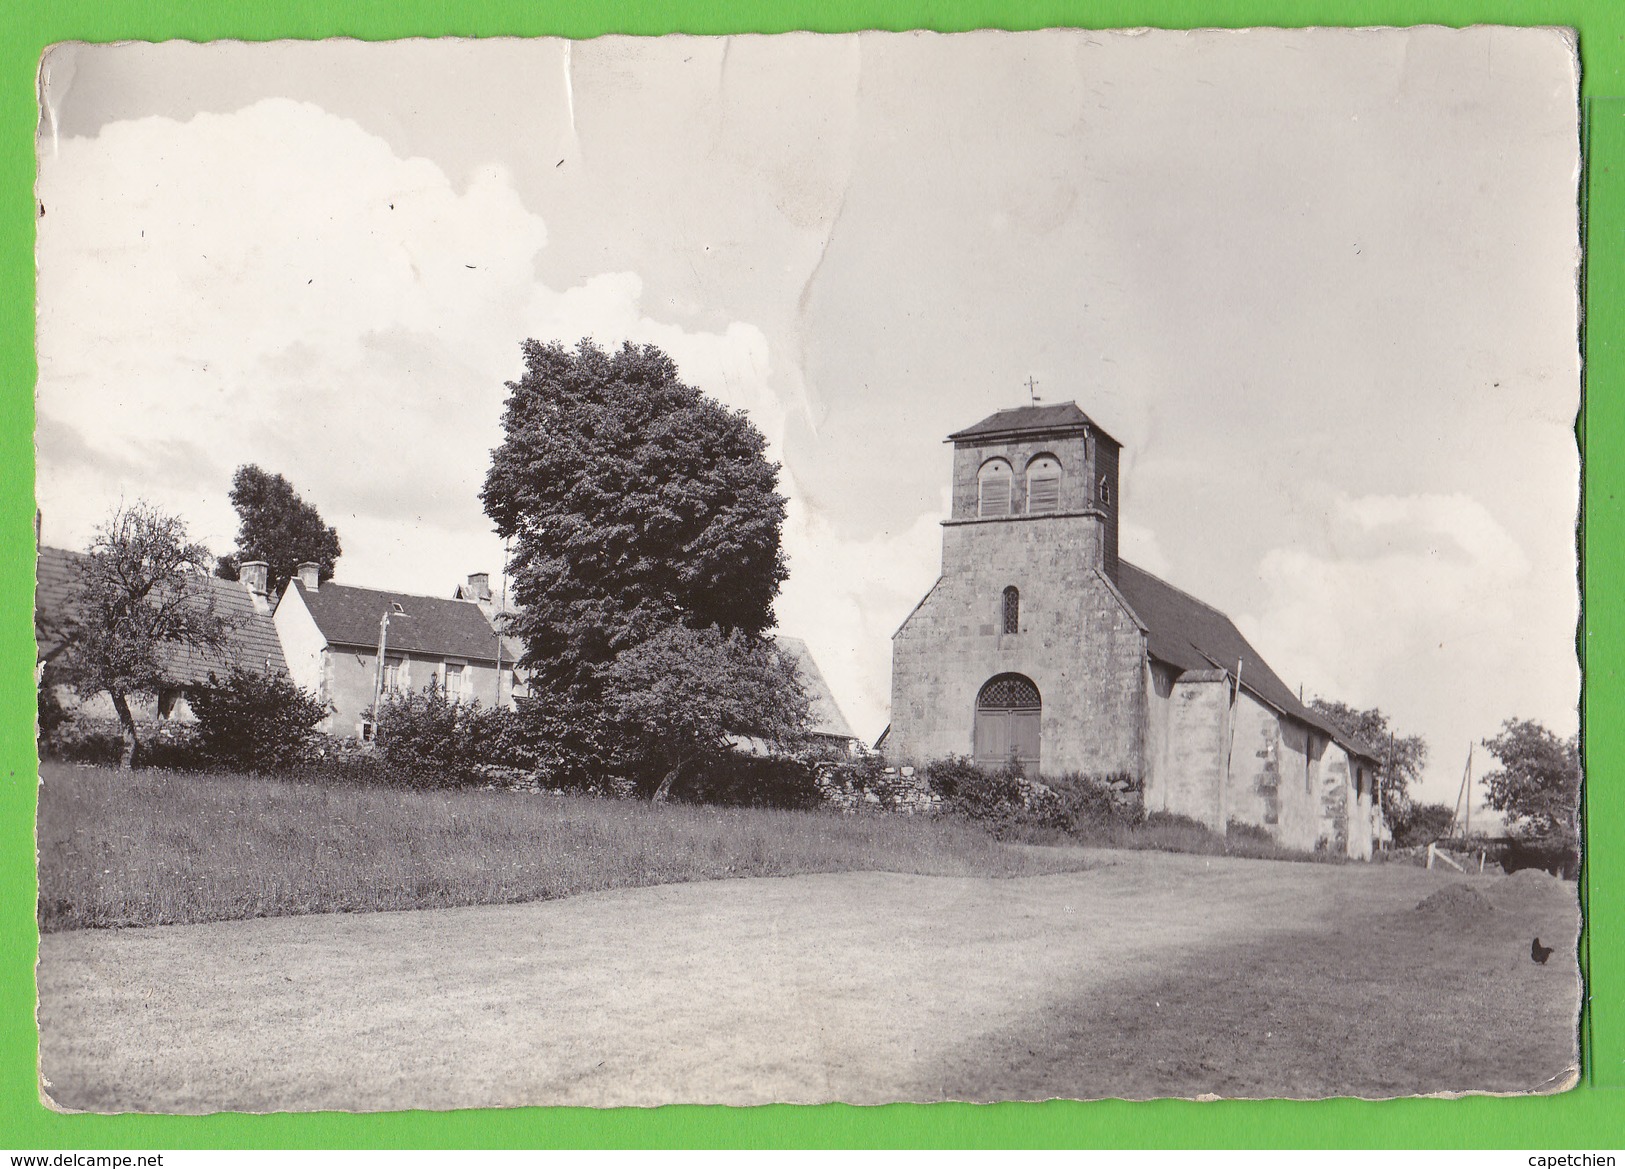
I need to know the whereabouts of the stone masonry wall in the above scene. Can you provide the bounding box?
[1155,674,1228,828]
[888,513,1146,778]
[951,433,1093,519]
[1272,718,1329,852]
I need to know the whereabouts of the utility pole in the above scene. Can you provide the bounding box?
[1448,743,1472,839]
[370,609,391,742]
[1219,658,1243,836]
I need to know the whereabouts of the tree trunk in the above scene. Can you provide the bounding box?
[651,758,685,803]
[109,690,140,771]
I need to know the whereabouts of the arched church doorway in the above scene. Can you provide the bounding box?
[974,673,1041,773]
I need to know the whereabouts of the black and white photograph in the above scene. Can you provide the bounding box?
[33,27,1582,1110]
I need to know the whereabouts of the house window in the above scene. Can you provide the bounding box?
[978,458,1014,517]
[443,662,465,702]
[1002,586,1020,634]
[1026,455,1061,514]
[1097,474,1111,506]
[384,655,405,694]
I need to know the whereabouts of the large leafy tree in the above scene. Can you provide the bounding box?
[1307,698,1427,827]
[483,338,803,791]
[56,502,232,770]
[1481,718,1582,844]
[215,465,342,595]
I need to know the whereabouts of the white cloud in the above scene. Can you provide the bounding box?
[1236,490,1578,803]
[36,99,781,596]
[774,484,949,743]
[1119,520,1170,576]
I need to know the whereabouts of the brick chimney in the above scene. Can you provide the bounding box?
[298,562,321,592]
[466,572,492,602]
[239,560,269,596]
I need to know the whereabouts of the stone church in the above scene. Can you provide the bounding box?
[886,403,1384,858]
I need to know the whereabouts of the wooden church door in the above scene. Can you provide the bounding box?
[974,674,1041,773]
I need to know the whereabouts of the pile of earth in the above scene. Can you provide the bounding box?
[1414,883,1496,918]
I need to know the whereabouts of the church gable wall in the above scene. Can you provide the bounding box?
[889,515,1143,776]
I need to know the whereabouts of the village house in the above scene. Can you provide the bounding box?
[35,545,289,721]
[274,565,523,739]
[724,635,863,757]
[885,403,1385,858]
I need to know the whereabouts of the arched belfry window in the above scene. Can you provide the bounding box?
[974,673,1041,772]
[977,458,1014,517]
[1027,454,1062,514]
[1001,586,1020,634]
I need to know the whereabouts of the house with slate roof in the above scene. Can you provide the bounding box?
[36,545,290,721]
[887,402,1385,858]
[774,636,860,751]
[274,563,523,739]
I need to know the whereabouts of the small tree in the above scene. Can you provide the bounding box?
[1481,718,1582,845]
[600,625,810,801]
[57,502,231,770]
[1388,801,1456,848]
[1308,698,1427,826]
[188,667,330,772]
[215,465,342,595]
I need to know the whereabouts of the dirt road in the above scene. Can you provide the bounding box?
[37,850,1580,1111]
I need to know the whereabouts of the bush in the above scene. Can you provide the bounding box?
[923,757,1143,840]
[1389,800,1456,848]
[484,696,613,792]
[927,756,1028,828]
[36,681,69,752]
[1499,832,1580,879]
[187,667,330,773]
[40,712,203,770]
[1044,771,1143,834]
[1225,818,1278,848]
[672,752,824,810]
[373,684,509,787]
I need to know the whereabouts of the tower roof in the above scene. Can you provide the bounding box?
[948,401,1118,446]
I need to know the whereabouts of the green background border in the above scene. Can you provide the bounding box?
[2,1,1617,1150]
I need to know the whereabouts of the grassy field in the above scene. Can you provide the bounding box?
[37,852,1581,1110]
[35,761,1092,931]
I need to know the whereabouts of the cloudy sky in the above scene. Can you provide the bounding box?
[35,29,1580,806]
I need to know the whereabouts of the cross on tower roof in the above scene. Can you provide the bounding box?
[1024,376,1042,405]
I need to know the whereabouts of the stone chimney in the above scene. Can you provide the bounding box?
[466,572,492,602]
[297,562,321,592]
[239,560,269,596]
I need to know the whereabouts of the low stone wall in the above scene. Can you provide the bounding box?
[816,764,943,815]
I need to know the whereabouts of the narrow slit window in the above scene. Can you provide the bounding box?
[1002,586,1020,634]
